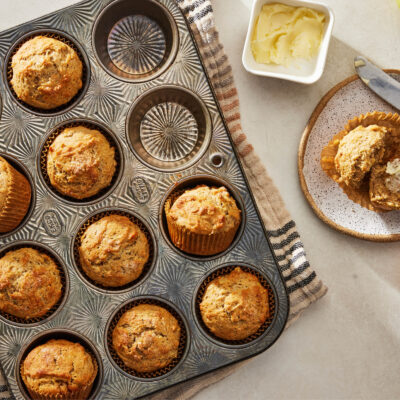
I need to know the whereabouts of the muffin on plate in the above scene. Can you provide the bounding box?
[334,125,387,188]
[321,112,400,211]
[47,126,116,200]
[200,267,269,341]
[165,185,241,256]
[21,339,98,400]
[79,215,149,287]
[370,158,400,210]
[0,248,62,319]
[0,156,31,233]
[11,36,83,110]
[112,304,181,373]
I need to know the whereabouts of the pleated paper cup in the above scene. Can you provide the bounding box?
[0,159,31,233]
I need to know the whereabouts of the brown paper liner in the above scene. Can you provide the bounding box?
[21,355,97,400]
[320,111,400,212]
[0,161,31,233]
[165,196,239,256]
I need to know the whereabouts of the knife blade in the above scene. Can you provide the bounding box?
[354,55,400,111]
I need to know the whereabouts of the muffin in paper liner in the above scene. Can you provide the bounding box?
[164,187,241,256]
[320,111,400,212]
[20,341,98,400]
[0,157,32,233]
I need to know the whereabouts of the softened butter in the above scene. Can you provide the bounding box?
[251,3,326,66]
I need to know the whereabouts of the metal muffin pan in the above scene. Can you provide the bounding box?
[0,0,289,398]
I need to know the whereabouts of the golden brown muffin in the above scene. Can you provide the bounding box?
[79,215,149,287]
[200,267,269,341]
[21,339,98,400]
[321,112,400,211]
[0,156,31,233]
[0,248,62,319]
[11,36,83,110]
[112,304,181,373]
[165,185,241,256]
[370,158,400,210]
[334,125,387,188]
[47,126,116,199]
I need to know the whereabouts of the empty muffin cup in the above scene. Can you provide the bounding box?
[0,241,69,327]
[5,29,90,116]
[160,174,245,259]
[193,263,276,347]
[38,119,123,205]
[16,329,103,400]
[93,0,179,82]
[105,296,189,380]
[71,207,157,293]
[0,153,36,238]
[126,85,212,171]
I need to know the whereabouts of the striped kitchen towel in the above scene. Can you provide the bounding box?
[0,0,327,399]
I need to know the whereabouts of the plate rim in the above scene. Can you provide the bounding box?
[298,69,400,242]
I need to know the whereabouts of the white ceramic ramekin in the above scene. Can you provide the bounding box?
[242,0,334,84]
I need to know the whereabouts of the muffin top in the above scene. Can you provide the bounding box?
[79,215,150,287]
[112,304,181,373]
[0,248,62,319]
[21,339,97,399]
[334,125,387,188]
[0,157,12,212]
[200,267,269,341]
[167,185,241,235]
[47,126,116,199]
[11,36,83,110]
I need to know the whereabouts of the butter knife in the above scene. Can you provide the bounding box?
[354,55,400,111]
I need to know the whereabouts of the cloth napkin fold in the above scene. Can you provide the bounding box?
[0,1,327,399]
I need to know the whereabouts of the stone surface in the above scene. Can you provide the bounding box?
[1,0,400,399]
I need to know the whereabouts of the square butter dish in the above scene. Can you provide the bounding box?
[242,0,334,84]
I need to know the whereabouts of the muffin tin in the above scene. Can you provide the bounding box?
[0,0,289,398]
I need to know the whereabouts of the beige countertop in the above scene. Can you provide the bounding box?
[1,0,400,399]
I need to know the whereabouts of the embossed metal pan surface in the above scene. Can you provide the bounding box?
[0,0,289,398]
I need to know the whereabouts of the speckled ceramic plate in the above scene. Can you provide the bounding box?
[298,70,400,241]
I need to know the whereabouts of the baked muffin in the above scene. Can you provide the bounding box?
[79,215,149,287]
[370,158,400,210]
[165,185,241,256]
[334,125,387,188]
[0,248,62,319]
[47,126,116,199]
[0,156,31,233]
[21,339,98,400]
[321,112,400,211]
[112,304,181,373]
[200,267,269,341]
[11,36,83,110]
